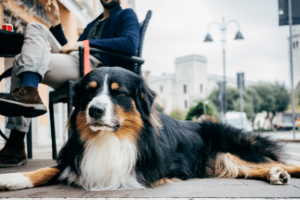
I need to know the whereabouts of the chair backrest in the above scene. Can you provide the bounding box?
[134,10,152,75]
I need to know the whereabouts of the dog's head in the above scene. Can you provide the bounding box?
[71,67,157,142]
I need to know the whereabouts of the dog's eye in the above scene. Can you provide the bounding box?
[113,90,128,97]
[119,92,127,97]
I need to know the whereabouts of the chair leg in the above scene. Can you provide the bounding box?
[26,123,32,159]
[0,129,8,141]
[67,82,73,139]
[49,100,57,160]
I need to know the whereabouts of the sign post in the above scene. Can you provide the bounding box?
[237,73,245,128]
[279,0,297,139]
[288,0,296,139]
[217,81,226,122]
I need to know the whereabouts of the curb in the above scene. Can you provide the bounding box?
[277,139,300,143]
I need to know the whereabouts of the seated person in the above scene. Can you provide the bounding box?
[0,0,140,167]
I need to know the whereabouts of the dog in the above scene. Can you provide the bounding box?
[0,67,299,191]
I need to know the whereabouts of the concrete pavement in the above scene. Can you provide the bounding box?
[0,135,299,198]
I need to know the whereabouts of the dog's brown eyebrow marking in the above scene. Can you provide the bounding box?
[89,81,98,88]
[111,82,119,90]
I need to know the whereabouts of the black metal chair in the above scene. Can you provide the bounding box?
[49,10,152,159]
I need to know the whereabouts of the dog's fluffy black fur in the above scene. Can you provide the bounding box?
[56,67,283,188]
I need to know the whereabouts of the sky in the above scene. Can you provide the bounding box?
[134,0,292,87]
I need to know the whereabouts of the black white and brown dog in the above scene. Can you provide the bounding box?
[0,67,299,191]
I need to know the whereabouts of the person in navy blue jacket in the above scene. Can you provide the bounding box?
[0,0,141,167]
[50,0,140,71]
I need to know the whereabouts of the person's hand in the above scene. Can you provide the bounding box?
[45,0,61,27]
[61,42,84,54]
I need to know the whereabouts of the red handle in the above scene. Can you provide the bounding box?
[84,40,90,75]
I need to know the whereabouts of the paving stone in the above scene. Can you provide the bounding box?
[80,183,300,198]
[237,179,270,186]
[290,178,300,188]
[0,184,85,198]
[171,178,244,186]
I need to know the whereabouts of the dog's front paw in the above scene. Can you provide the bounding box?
[269,167,290,185]
[0,173,33,190]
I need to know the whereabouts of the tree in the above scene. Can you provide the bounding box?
[249,82,290,114]
[208,87,252,113]
[208,82,290,121]
[233,99,255,121]
[249,83,276,114]
[273,83,290,112]
[244,87,263,113]
[185,100,216,120]
[208,88,220,112]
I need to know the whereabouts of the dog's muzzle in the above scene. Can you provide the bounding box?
[89,104,106,119]
[87,103,121,132]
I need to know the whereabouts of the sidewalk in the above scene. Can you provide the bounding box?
[0,133,300,198]
[0,142,300,198]
[0,158,300,198]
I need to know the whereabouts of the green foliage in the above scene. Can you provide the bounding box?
[249,82,290,113]
[208,82,290,121]
[208,89,220,112]
[155,103,164,113]
[169,109,185,120]
[225,87,240,111]
[244,87,263,113]
[249,83,276,112]
[185,100,215,120]
[273,83,290,112]
[233,99,255,121]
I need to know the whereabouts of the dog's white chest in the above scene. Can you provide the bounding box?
[60,131,143,191]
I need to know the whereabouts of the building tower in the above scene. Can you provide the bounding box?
[174,54,208,112]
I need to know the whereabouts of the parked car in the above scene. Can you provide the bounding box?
[272,113,297,131]
[225,111,253,133]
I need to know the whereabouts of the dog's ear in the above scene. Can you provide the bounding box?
[72,77,84,109]
[134,76,156,120]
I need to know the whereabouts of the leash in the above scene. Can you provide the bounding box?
[84,40,91,75]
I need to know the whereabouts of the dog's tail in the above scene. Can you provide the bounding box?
[199,121,284,163]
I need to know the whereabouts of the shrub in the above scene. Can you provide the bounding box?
[185,100,216,121]
[155,102,164,113]
[169,109,185,120]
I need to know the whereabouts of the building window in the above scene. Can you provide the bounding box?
[200,84,203,93]
[183,85,187,94]
[185,100,188,109]
[293,42,296,49]
[297,41,299,48]
[160,86,163,93]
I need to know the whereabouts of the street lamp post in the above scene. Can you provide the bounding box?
[204,17,244,122]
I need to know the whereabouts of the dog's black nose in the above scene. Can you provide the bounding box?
[89,105,105,119]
